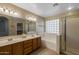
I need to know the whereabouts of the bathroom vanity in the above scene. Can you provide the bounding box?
[0,35,41,55]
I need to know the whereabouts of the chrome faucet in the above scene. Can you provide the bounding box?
[8,38,13,41]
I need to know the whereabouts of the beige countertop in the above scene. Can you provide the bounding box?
[0,34,40,47]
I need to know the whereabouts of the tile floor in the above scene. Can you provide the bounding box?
[31,47,58,55]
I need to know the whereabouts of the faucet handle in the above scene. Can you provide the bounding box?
[8,38,13,41]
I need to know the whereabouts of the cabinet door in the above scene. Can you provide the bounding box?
[12,42,23,55]
[33,38,38,51]
[0,45,12,55]
[23,40,32,55]
[37,37,41,48]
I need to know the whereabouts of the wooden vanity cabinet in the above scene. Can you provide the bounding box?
[23,39,32,54]
[0,37,41,55]
[0,45,12,55]
[12,42,23,55]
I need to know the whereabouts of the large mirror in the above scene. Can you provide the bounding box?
[0,16,37,36]
[0,16,9,36]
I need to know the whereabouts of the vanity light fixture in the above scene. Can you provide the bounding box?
[10,10,14,14]
[14,12,18,15]
[26,16,36,22]
[0,7,19,17]
[0,7,4,12]
[32,18,36,21]
[5,9,9,13]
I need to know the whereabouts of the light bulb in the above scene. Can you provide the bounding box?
[68,7,73,10]
[10,11,14,14]
[5,9,9,13]
[0,8,3,12]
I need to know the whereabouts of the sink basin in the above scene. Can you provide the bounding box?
[0,38,22,46]
[0,40,10,45]
[0,38,15,45]
[12,38,23,42]
[22,36,27,38]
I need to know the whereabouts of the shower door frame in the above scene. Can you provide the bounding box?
[60,16,79,55]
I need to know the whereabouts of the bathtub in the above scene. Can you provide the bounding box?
[41,33,60,54]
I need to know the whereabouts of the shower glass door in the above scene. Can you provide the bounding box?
[66,17,79,54]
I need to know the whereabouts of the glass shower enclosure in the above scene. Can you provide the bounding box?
[60,16,79,55]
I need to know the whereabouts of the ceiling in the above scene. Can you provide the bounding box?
[13,3,79,17]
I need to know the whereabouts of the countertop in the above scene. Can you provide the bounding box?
[0,34,41,47]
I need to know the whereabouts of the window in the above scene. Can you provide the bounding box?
[46,19,59,34]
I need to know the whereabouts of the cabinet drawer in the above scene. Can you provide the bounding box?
[24,46,32,52]
[24,40,32,44]
[13,49,23,55]
[24,43,32,49]
[24,48,32,55]
[33,39,38,50]
[12,42,23,55]
[24,46,32,54]
[0,45,12,55]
